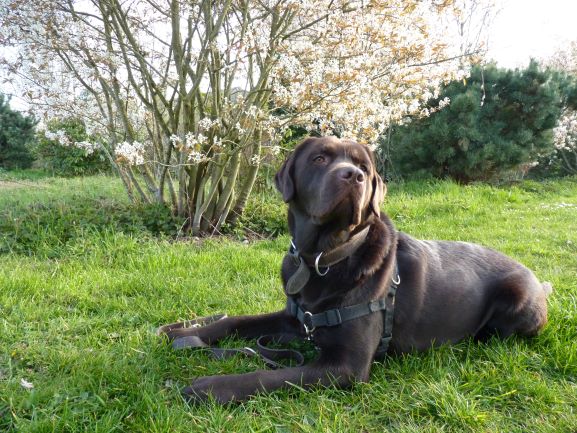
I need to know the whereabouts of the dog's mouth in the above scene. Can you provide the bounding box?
[308,185,365,230]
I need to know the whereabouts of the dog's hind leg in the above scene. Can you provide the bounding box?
[477,270,551,340]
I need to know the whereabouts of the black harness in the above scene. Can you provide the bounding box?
[286,262,400,358]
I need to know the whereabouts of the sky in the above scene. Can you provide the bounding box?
[2,0,577,112]
[487,0,577,68]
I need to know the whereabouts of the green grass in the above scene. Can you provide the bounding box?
[0,170,128,207]
[1,173,576,432]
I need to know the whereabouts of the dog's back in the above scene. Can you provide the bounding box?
[392,231,551,352]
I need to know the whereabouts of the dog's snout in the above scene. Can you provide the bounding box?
[339,166,365,184]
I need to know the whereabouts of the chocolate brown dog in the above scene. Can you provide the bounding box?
[161,136,551,404]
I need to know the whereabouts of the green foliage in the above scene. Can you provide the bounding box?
[0,93,36,169]
[223,192,287,238]
[34,117,108,176]
[385,62,574,182]
[0,175,184,257]
[1,174,576,432]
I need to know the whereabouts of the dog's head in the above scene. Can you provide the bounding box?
[275,137,385,234]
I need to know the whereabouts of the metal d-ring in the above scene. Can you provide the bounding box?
[314,252,330,276]
[392,273,401,285]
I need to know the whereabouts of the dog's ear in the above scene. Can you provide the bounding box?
[275,152,296,203]
[369,173,386,216]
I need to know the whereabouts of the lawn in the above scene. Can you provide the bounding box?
[1,173,576,432]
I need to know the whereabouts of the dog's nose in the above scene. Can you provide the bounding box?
[339,166,365,184]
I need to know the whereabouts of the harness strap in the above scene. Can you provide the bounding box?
[288,261,400,357]
[287,296,387,330]
[376,263,400,357]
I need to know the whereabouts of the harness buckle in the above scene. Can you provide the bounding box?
[302,311,316,338]
[369,300,384,313]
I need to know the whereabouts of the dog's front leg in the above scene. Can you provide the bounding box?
[183,346,374,404]
[162,310,300,343]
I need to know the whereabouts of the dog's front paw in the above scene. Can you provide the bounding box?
[157,325,200,341]
[182,376,237,405]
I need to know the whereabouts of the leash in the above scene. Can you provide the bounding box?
[159,315,306,369]
[160,263,400,366]
[160,225,400,365]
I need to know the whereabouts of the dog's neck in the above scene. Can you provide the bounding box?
[288,205,377,255]
[288,207,398,288]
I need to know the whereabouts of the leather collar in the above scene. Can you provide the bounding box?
[285,225,371,295]
[296,225,371,269]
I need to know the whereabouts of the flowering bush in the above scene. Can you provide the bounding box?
[549,109,577,175]
[0,0,489,233]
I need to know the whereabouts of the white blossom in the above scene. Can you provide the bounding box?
[169,134,181,145]
[250,154,261,166]
[44,129,71,146]
[188,150,208,163]
[198,117,219,131]
[553,110,577,151]
[115,141,145,165]
[44,130,59,142]
[213,136,223,150]
[74,140,97,155]
[44,129,97,155]
[184,132,207,149]
[438,97,451,109]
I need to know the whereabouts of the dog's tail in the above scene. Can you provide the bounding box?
[541,281,553,297]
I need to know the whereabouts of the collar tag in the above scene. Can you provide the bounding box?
[285,258,311,295]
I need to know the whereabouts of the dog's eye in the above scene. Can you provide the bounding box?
[313,155,326,164]
[360,164,369,173]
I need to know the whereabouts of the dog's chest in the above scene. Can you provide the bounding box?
[293,266,378,313]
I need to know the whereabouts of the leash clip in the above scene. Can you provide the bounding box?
[289,239,301,266]
[302,311,316,339]
[314,252,330,276]
[243,347,257,356]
